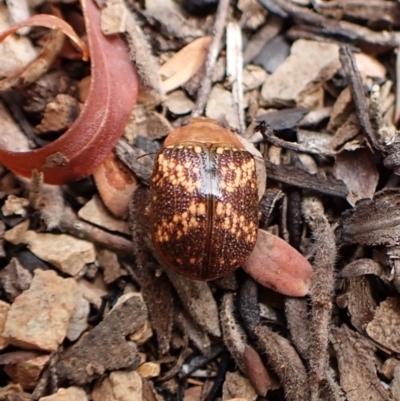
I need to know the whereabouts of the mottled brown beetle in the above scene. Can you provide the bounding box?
[149,117,259,281]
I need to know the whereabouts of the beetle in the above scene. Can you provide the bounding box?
[149,117,259,281]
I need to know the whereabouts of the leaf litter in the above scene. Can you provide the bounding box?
[0,0,400,400]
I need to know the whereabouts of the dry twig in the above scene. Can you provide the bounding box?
[191,0,230,117]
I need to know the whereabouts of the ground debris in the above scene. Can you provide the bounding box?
[266,160,348,198]
[92,370,142,401]
[1,0,400,399]
[331,325,395,401]
[4,354,50,390]
[261,39,340,108]
[39,386,88,401]
[366,297,400,353]
[222,371,258,401]
[57,293,147,385]
[3,269,77,352]
[22,231,96,277]
[342,190,400,246]
[337,275,376,334]
[0,257,32,302]
[78,195,130,235]
[255,325,310,401]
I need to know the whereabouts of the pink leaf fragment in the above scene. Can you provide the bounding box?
[243,229,313,297]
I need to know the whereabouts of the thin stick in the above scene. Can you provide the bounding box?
[191,0,230,117]
[395,48,400,125]
[339,46,383,151]
[227,22,245,135]
[59,208,135,255]
[257,122,335,157]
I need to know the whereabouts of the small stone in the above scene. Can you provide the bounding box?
[93,371,143,401]
[39,386,88,401]
[206,86,240,131]
[113,292,142,308]
[222,372,258,401]
[136,362,160,379]
[225,399,250,401]
[110,371,142,401]
[0,383,31,401]
[66,295,90,342]
[1,195,29,217]
[78,195,130,235]
[101,2,127,35]
[0,100,30,153]
[242,64,268,92]
[84,263,98,280]
[0,257,32,302]
[0,4,38,79]
[130,319,153,345]
[0,300,10,350]
[97,248,124,284]
[77,274,108,309]
[261,39,340,108]
[3,269,78,351]
[35,94,80,134]
[164,90,194,115]
[237,0,267,30]
[381,358,399,381]
[125,107,172,142]
[24,231,95,276]
[4,354,50,390]
[3,219,29,245]
[162,379,178,395]
[253,36,290,74]
[92,377,113,401]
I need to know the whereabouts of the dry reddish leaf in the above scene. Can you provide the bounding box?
[244,345,275,395]
[0,0,138,184]
[159,36,211,93]
[93,151,138,218]
[354,53,386,78]
[183,385,202,401]
[243,229,313,297]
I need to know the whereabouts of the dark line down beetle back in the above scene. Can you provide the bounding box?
[149,117,259,281]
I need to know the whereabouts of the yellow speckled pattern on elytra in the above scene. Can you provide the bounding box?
[149,142,258,281]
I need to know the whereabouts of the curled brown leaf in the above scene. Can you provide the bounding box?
[0,0,138,184]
